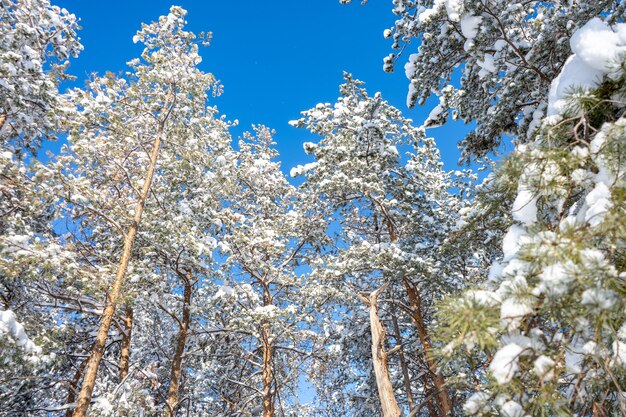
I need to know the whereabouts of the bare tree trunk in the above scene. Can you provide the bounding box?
[71,92,172,417]
[390,305,415,411]
[361,283,402,417]
[119,305,133,381]
[165,271,192,417]
[262,284,275,417]
[403,277,453,417]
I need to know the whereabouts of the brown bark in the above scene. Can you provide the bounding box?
[165,271,192,417]
[382,211,453,416]
[71,92,172,417]
[65,357,89,417]
[0,113,6,132]
[261,284,275,417]
[119,305,133,381]
[362,283,402,417]
[403,277,453,417]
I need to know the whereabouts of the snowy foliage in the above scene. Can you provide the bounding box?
[439,16,626,417]
[369,0,624,161]
[0,0,82,153]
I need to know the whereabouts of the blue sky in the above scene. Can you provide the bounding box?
[54,0,469,173]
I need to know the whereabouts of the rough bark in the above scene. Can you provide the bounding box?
[119,305,133,381]
[403,276,453,417]
[383,213,453,416]
[65,357,89,417]
[362,283,402,417]
[71,92,172,417]
[261,284,275,417]
[165,271,192,417]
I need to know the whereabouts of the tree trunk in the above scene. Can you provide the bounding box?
[402,277,453,417]
[261,284,275,417]
[71,92,172,417]
[0,113,6,132]
[65,357,89,417]
[364,283,402,417]
[165,272,192,417]
[119,305,133,381]
[383,214,453,416]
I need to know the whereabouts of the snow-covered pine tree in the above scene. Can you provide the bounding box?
[0,0,82,153]
[37,7,234,415]
[0,0,82,413]
[291,74,475,416]
[346,0,624,162]
[205,125,326,417]
[437,16,626,417]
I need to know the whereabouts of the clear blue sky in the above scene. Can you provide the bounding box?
[54,0,469,173]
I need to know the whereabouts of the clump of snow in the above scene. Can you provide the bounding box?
[612,340,626,367]
[477,53,496,78]
[444,0,464,22]
[535,262,572,296]
[547,18,626,116]
[584,182,612,226]
[490,343,525,384]
[0,310,41,354]
[581,287,617,310]
[511,189,537,226]
[500,297,533,329]
[463,392,489,415]
[571,18,626,72]
[466,290,500,307]
[290,162,318,178]
[501,400,524,417]
[502,225,528,261]
[460,15,482,51]
[460,15,482,39]
[214,285,235,299]
[533,355,555,381]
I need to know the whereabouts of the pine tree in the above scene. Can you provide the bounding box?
[345,0,624,162]
[437,17,626,417]
[291,74,474,416]
[41,7,232,415]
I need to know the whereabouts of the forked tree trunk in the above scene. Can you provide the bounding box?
[261,284,275,417]
[165,272,192,417]
[71,92,172,417]
[362,283,402,417]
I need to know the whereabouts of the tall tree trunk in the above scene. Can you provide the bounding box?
[383,214,453,416]
[119,305,133,381]
[261,284,275,417]
[403,277,453,417]
[363,283,402,417]
[71,92,172,417]
[165,272,192,417]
